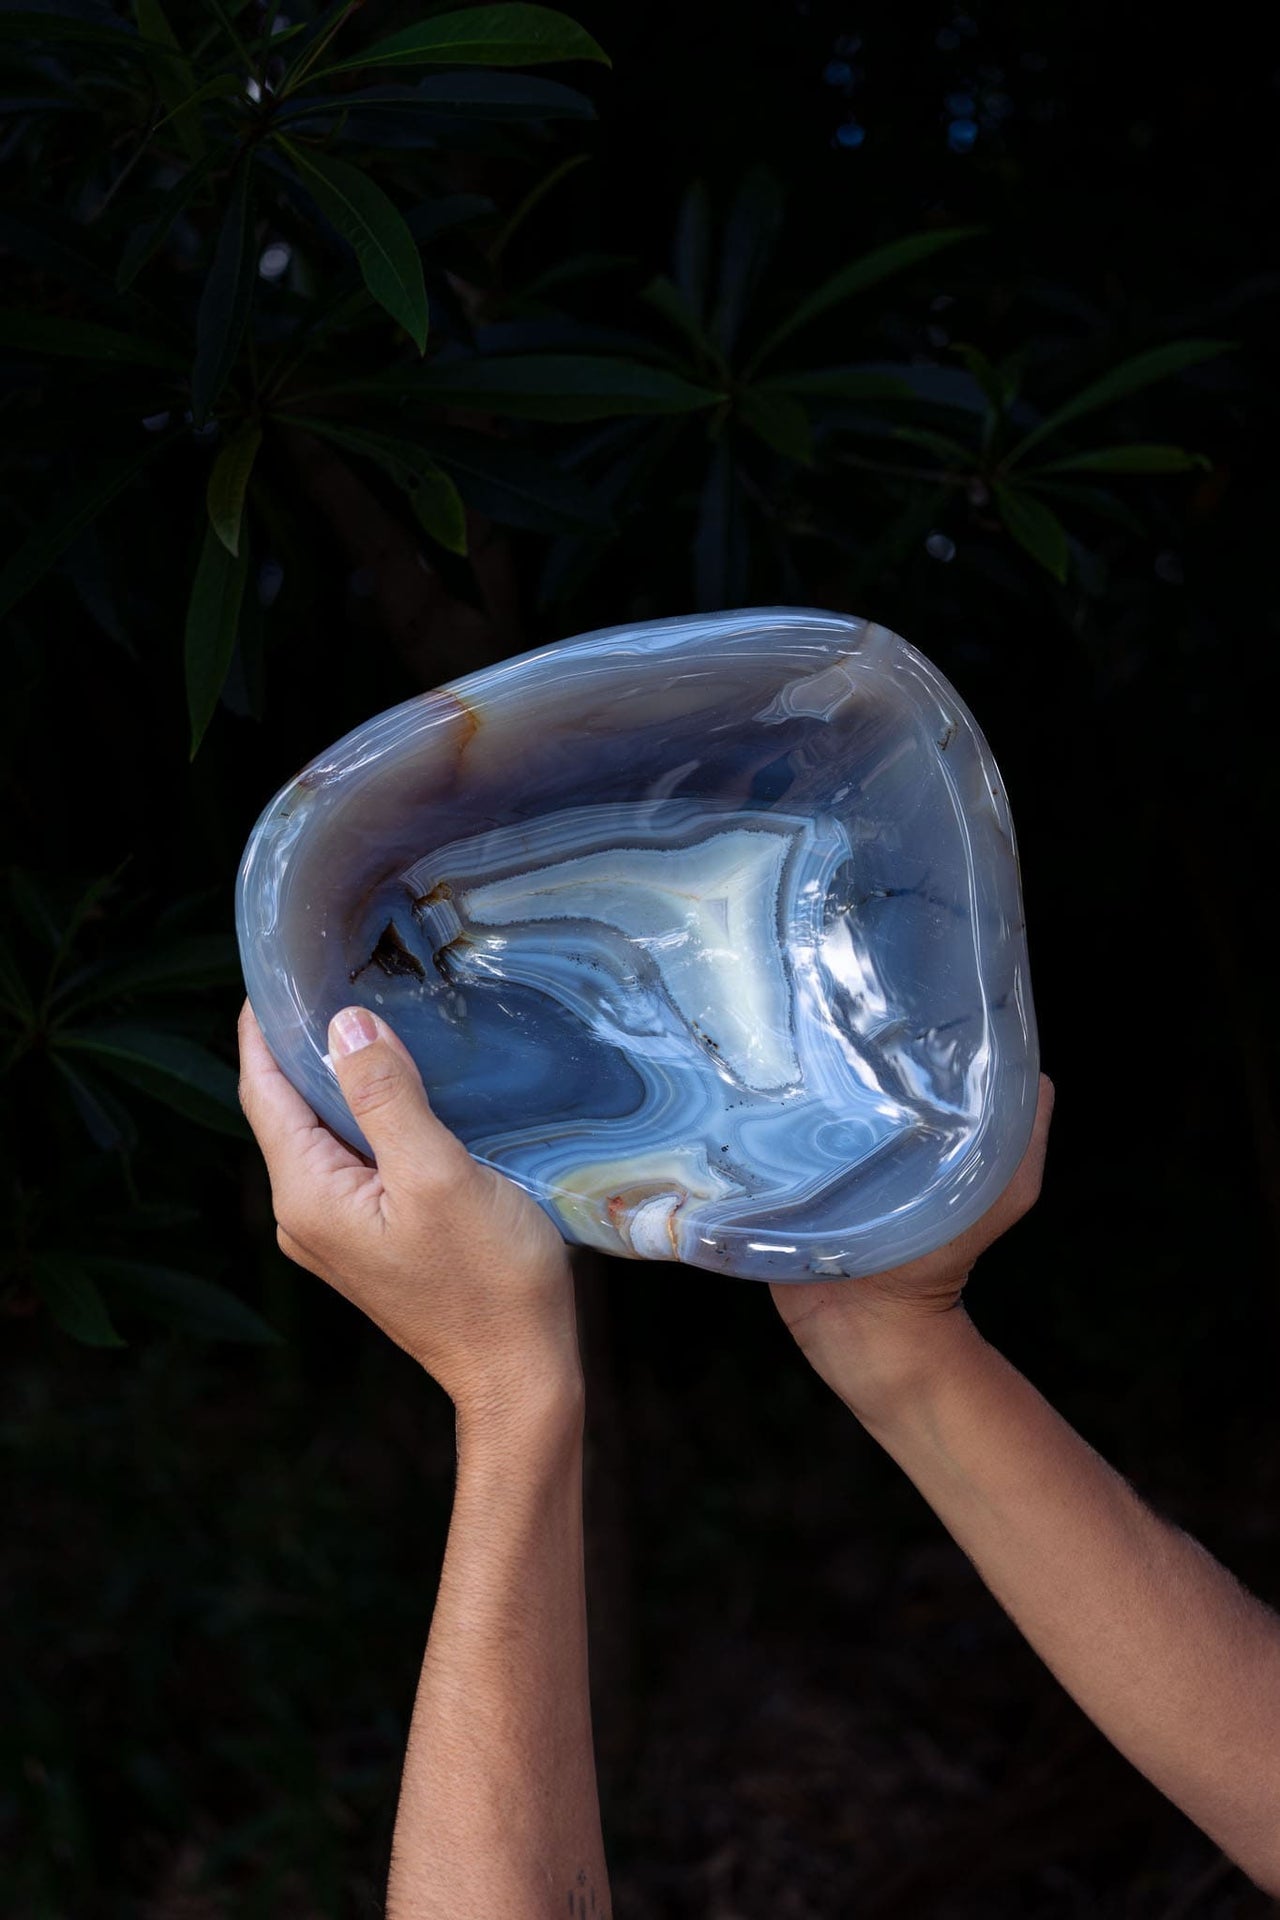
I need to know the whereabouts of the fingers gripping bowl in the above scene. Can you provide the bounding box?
[235,608,1038,1280]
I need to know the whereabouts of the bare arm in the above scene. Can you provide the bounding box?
[238,1002,609,1919]
[773,1079,1280,1895]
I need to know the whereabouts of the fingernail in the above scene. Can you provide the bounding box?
[330,1006,378,1057]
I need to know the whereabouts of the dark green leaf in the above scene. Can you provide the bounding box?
[276,138,428,352]
[0,431,179,621]
[695,441,747,611]
[641,274,714,362]
[31,1254,127,1347]
[278,72,594,123]
[206,421,262,556]
[672,179,711,322]
[746,227,982,372]
[756,366,917,403]
[711,165,783,357]
[407,465,468,554]
[1032,443,1211,476]
[135,0,204,160]
[418,427,613,533]
[115,148,222,291]
[0,310,185,369]
[85,1258,283,1343]
[1007,339,1233,464]
[191,159,256,426]
[321,353,721,419]
[52,934,243,1017]
[737,388,811,463]
[0,11,157,56]
[995,483,1069,582]
[311,4,609,83]
[59,1024,249,1136]
[185,520,250,757]
[51,1054,140,1153]
[891,424,976,465]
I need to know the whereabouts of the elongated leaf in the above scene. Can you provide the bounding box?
[695,440,747,611]
[115,148,222,291]
[185,519,250,756]
[746,227,982,372]
[416,427,613,533]
[135,0,203,160]
[282,415,470,553]
[711,165,783,357]
[276,138,427,351]
[891,424,976,464]
[0,11,162,56]
[59,1024,249,1135]
[0,310,185,369]
[673,179,711,322]
[206,421,262,556]
[407,465,467,554]
[0,430,179,621]
[32,1254,127,1347]
[310,4,609,83]
[51,1054,139,1153]
[1007,339,1233,465]
[995,483,1069,582]
[641,273,715,362]
[52,935,242,1017]
[0,930,33,1023]
[277,72,594,124]
[1032,442,1210,476]
[738,388,811,463]
[191,159,255,426]
[756,365,916,403]
[85,1258,282,1343]
[325,353,721,420]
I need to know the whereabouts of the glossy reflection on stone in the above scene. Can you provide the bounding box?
[235,608,1038,1280]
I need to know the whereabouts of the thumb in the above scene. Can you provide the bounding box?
[327,1005,462,1184]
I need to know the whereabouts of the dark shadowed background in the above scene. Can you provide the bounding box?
[3,0,1278,1912]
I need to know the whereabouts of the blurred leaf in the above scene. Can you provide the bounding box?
[711,166,783,357]
[641,273,715,362]
[85,1258,283,1343]
[994,483,1069,582]
[323,353,722,419]
[51,1054,140,1153]
[0,310,185,369]
[53,934,243,1017]
[278,72,595,124]
[0,10,160,56]
[757,365,916,403]
[31,1254,127,1347]
[695,440,746,610]
[58,1024,249,1135]
[1007,339,1233,464]
[407,465,468,554]
[185,520,250,757]
[115,147,223,291]
[311,5,610,83]
[1023,478,1144,535]
[951,341,1010,413]
[1032,443,1211,475]
[191,159,256,426]
[419,427,613,533]
[891,424,976,465]
[276,139,428,352]
[207,421,262,557]
[134,0,203,161]
[746,227,982,372]
[0,429,179,620]
[672,178,711,323]
[738,388,811,463]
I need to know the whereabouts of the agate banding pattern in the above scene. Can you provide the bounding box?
[235,608,1038,1280]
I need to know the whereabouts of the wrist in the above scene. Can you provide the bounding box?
[453,1363,586,1452]
[795,1293,986,1431]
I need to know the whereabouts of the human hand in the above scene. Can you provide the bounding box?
[237,1001,581,1419]
[770,1075,1055,1423]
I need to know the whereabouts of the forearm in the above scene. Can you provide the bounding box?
[385,1377,609,1920]
[842,1314,1280,1891]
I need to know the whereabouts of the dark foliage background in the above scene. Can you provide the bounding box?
[3,0,1278,1913]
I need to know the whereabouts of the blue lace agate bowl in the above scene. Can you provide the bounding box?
[235,608,1038,1280]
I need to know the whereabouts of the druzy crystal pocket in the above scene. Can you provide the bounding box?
[235,608,1038,1280]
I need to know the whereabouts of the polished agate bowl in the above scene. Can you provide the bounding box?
[236,608,1037,1280]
